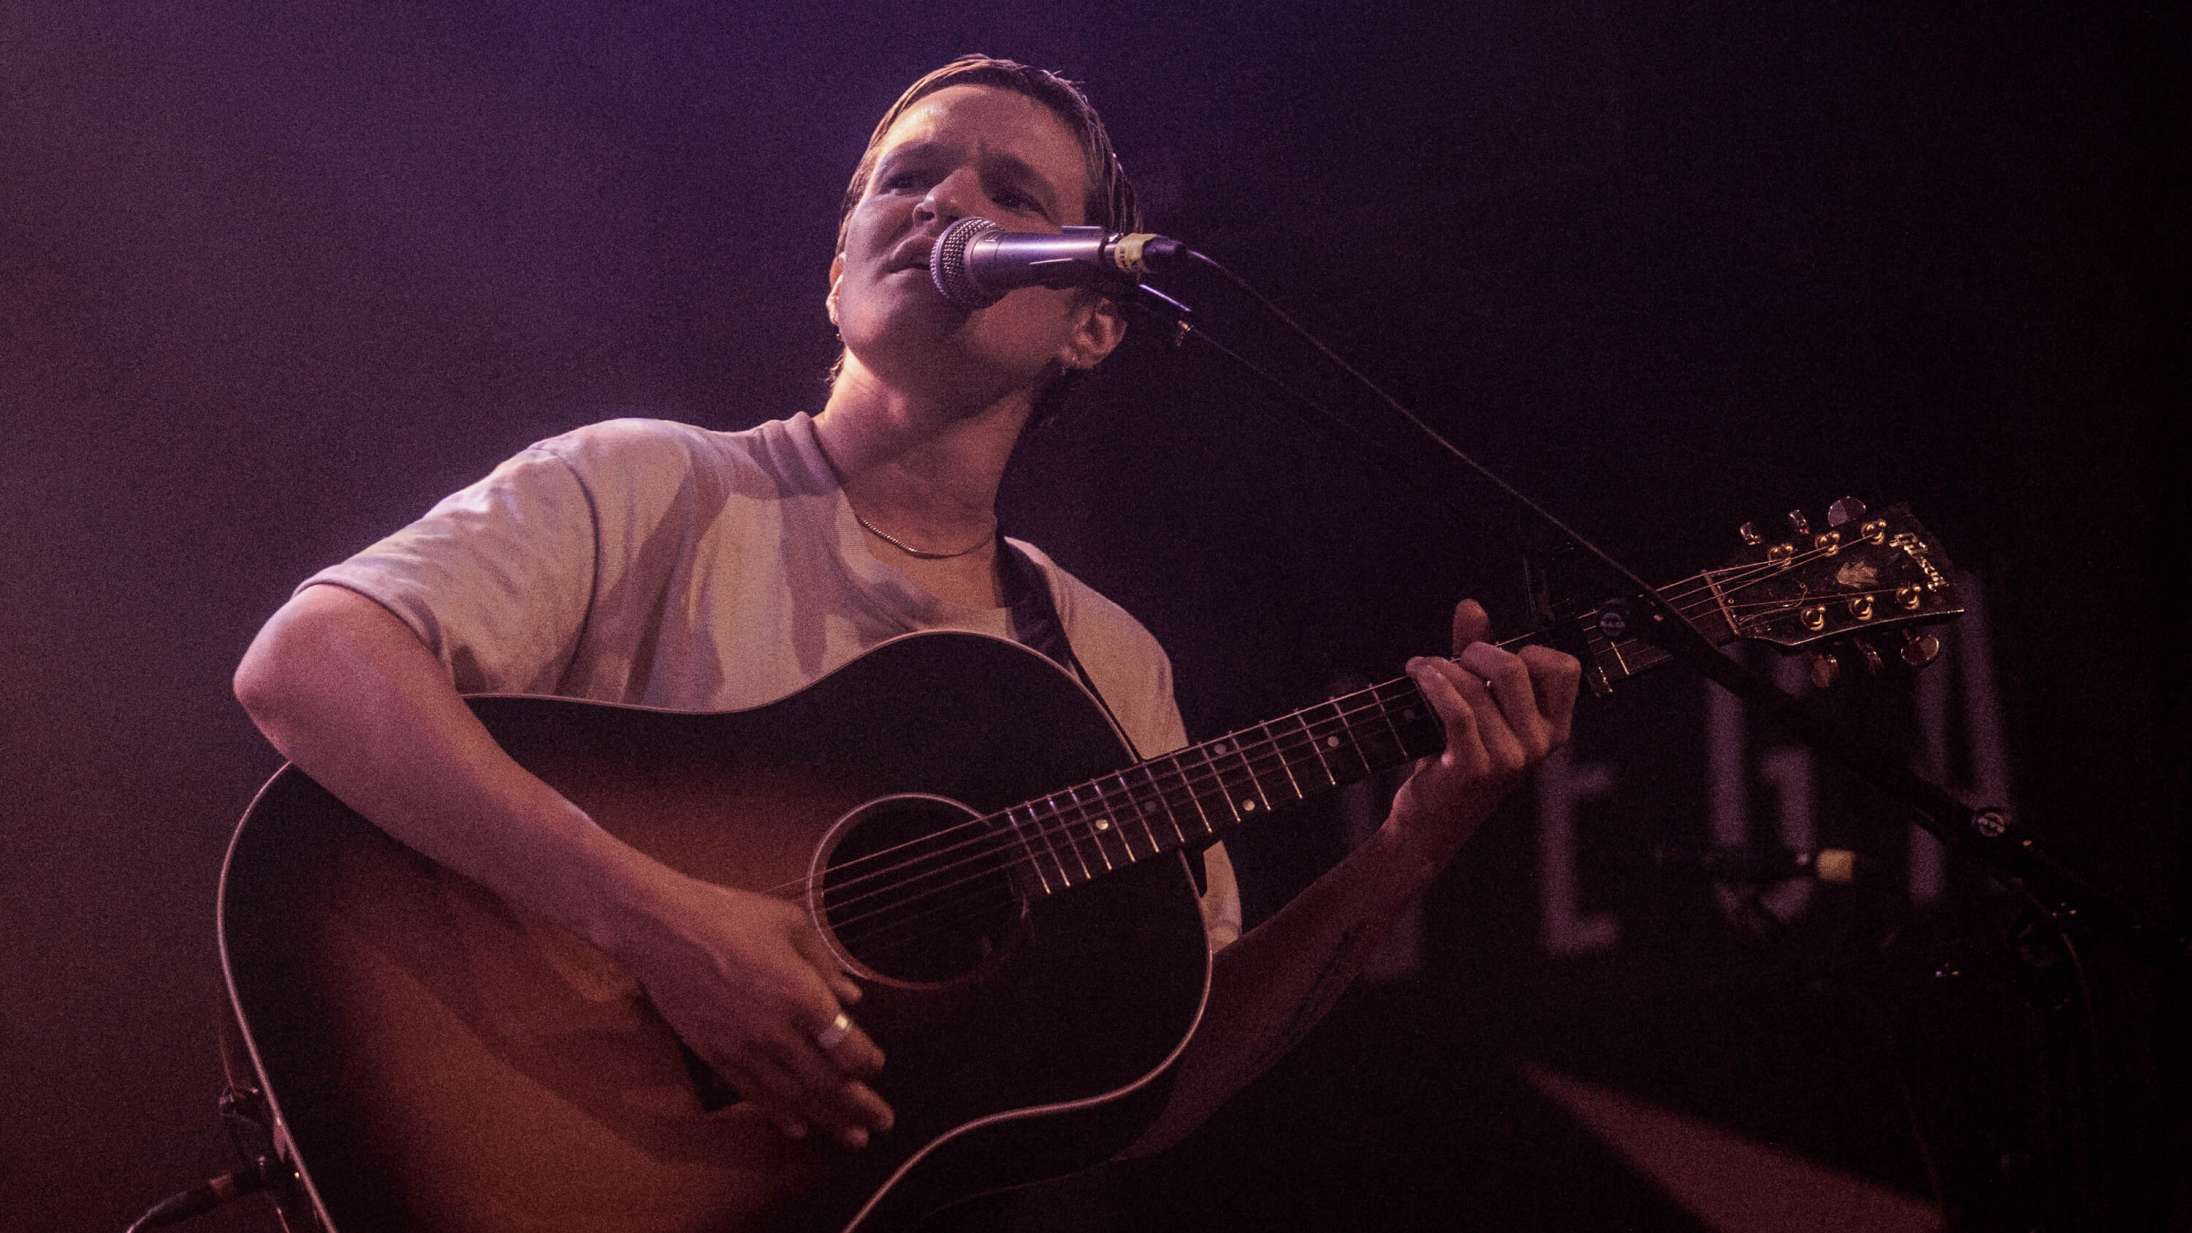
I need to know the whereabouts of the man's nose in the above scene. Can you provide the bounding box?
[914,168,983,224]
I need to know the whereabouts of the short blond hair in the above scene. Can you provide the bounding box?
[835,55,1143,257]
[828,56,1143,423]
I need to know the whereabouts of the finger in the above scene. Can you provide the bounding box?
[1437,658,1528,773]
[790,921,855,988]
[1458,642,1551,760]
[1520,646,1583,745]
[743,1035,872,1142]
[815,1009,887,1078]
[781,998,894,1119]
[785,919,864,1006]
[767,1028,895,1141]
[1408,657,1485,772]
[705,1050,811,1139]
[1451,598,1492,652]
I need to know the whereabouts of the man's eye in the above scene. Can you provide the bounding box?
[995,189,1044,214]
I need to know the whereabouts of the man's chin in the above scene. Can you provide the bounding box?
[845,339,1036,414]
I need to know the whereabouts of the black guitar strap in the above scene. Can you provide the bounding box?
[997,540,1139,759]
[999,541,1212,893]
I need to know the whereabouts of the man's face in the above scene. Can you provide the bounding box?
[828,84,1120,406]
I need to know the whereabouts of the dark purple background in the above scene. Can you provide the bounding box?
[2,3,2179,1229]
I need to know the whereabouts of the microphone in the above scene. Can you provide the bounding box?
[929,218,1189,309]
[1648,843,1861,885]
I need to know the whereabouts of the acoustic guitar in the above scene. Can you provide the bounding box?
[219,502,1959,1232]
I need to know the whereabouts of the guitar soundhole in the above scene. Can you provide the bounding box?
[816,795,1026,986]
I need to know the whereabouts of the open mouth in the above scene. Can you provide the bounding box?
[888,237,935,275]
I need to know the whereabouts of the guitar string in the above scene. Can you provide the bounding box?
[806,571,1919,953]
[769,540,1907,937]
[811,566,1937,939]
[819,579,1937,952]
[811,580,1928,945]
[752,541,1858,908]
[771,536,1894,920]
[805,683,1437,935]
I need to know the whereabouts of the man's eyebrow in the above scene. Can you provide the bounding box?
[877,139,945,172]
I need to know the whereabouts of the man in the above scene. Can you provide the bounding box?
[233,53,1579,1215]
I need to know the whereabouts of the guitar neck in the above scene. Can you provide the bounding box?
[994,673,1446,896]
[996,580,1733,898]
[1002,496,1966,898]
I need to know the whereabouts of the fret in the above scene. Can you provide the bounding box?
[1065,785,1118,871]
[1607,635,1635,679]
[1295,708,1338,786]
[1002,806,1056,896]
[1362,681,1414,769]
[1047,793,1096,882]
[1196,740,1248,827]
[1228,735,1273,816]
[1117,769,1166,854]
[1205,737,1265,820]
[1576,612,1622,692]
[1579,619,1612,659]
[1320,695,1378,779]
[1098,779,1142,862]
[1153,757,1214,838]
[1016,802,1073,890]
[1257,720,1305,800]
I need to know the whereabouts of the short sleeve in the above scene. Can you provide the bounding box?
[301,447,597,695]
[1198,842,1243,951]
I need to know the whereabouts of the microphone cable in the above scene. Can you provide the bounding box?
[1135,242,2032,909]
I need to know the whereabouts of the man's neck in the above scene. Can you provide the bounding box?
[812,366,1032,548]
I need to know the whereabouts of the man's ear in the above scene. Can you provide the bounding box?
[1059,296,1127,371]
[826,253,845,327]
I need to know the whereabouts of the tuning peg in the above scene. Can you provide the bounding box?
[1738,521,1763,546]
[1786,510,1811,535]
[1899,630,1942,667]
[1827,497,1867,528]
[1808,651,1842,690]
[1853,638,1887,675]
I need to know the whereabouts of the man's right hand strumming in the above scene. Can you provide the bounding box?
[235,584,893,1150]
[591,865,893,1148]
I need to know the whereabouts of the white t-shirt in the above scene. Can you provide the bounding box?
[305,413,1241,948]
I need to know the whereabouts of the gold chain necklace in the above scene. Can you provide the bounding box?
[850,505,995,560]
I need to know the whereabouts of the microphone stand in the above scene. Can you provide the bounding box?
[1121,273,2187,1230]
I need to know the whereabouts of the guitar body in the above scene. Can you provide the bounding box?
[219,632,1213,1233]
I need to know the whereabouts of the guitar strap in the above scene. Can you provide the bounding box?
[999,541,1213,893]
[997,540,1137,757]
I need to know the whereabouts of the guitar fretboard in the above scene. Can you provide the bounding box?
[997,585,1751,898]
[997,676,1446,896]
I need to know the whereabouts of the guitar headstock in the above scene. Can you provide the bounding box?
[1570,498,1965,696]
[1716,499,1963,677]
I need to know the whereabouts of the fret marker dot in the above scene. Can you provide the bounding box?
[1402,707,1417,720]
[1240,799,1256,812]
[1213,741,1230,755]
[1326,736,1341,748]
[1095,819,1111,832]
